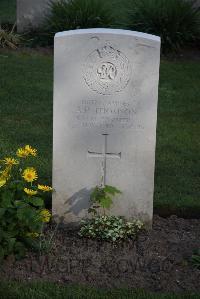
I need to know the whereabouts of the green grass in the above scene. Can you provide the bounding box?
[0,281,199,299]
[154,60,200,217]
[0,50,199,214]
[0,0,16,24]
[0,50,53,186]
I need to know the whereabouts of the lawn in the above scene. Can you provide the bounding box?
[154,59,200,217]
[0,50,53,185]
[0,50,199,214]
[0,0,16,24]
[0,281,199,299]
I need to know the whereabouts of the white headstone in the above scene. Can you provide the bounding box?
[53,29,160,227]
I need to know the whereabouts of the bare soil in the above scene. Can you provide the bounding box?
[0,215,200,293]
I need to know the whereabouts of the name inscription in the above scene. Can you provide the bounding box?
[72,99,142,130]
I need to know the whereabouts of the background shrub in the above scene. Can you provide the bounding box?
[44,0,114,42]
[123,0,200,52]
[0,0,16,25]
[0,24,22,49]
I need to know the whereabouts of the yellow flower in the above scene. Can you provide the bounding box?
[40,209,51,223]
[16,145,37,158]
[22,167,38,183]
[26,232,39,238]
[0,166,11,187]
[0,179,6,187]
[38,184,53,192]
[0,166,11,178]
[16,147,29,158]
[25,145,37,157]
[3,157,19,166]
[24,187,37,196]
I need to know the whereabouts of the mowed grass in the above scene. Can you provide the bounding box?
[0,50,199,214]
[0,50,53,186]
[0,0,16,23]
[155,60,200,216]
[0,281,199,299]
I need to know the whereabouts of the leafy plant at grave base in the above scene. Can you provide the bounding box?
[0,145,53,260]
[191,249,200,269]
[79,185,144,242]
[0,23,22,49]
[44,0,114,41]
[123,0,200,53]
[79,215,144,242]
[89,185,122,216]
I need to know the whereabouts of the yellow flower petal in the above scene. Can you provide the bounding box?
[24,188,37,196]
[40,209,51,223]
[3,157,19,165]
[38,184,53,192]
[17,145,37,158]
[22,167,38,183]
[25,145,37,157]
[0,165,12,185]
[26,232,39,238]
[16,147,29,158]
[0,179,6,187]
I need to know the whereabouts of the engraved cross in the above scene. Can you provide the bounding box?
[87,134,121,187]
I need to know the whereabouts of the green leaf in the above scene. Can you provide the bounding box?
[7,237,16,252]
[14,241,26,259]
[0,208,6,217]
[90,185,122,214]
[100,195,112,209]
[104,185,122,195]
[14,200,27,208]
[17,206,36,222]
[26,197,44,207]
[90,187,98,200]
[0,246,5,261]
[10,180,24,191]
[0,190,14,208]
[90,187,105,203]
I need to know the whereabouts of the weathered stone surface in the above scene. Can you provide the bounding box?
[17,0,51,32]
[53,29,161,227]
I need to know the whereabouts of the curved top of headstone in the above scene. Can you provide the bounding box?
[55,28,160,43]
